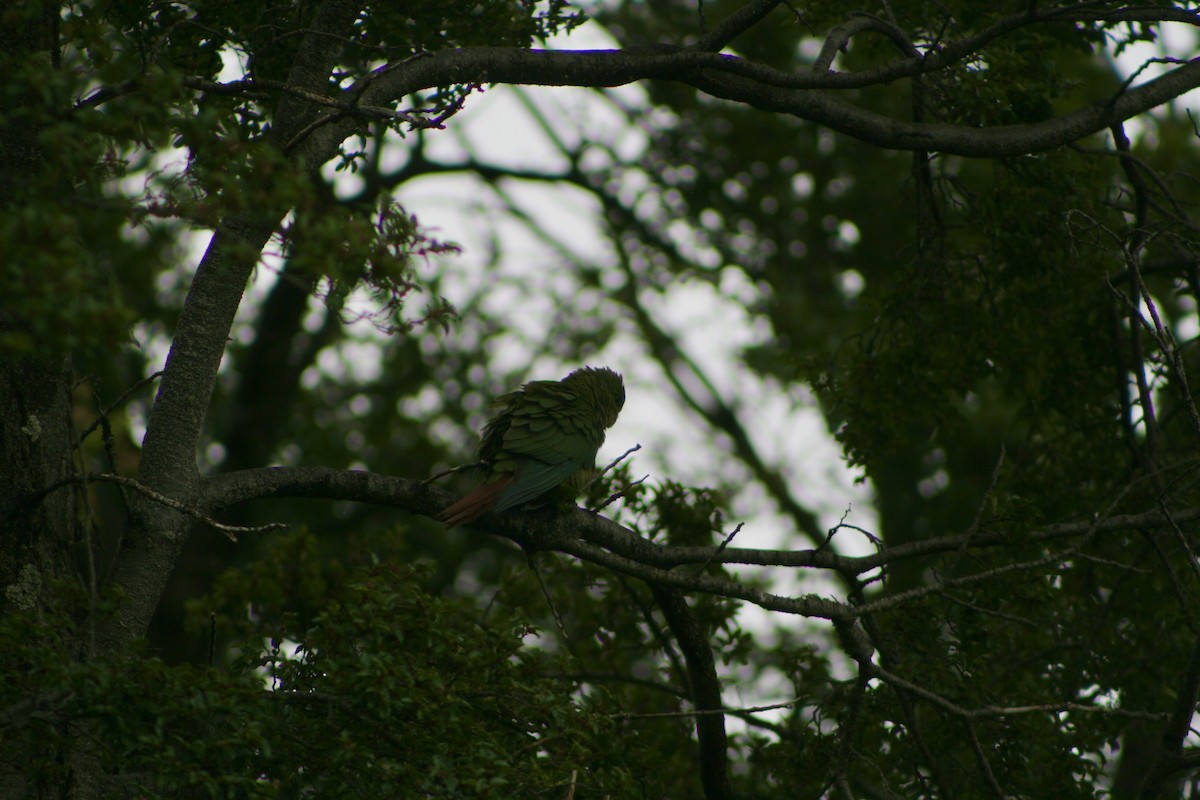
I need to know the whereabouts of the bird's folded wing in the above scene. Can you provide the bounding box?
[493,458,585,513]
[492,401,601,512]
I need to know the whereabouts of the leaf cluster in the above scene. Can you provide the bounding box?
[1,562,662,798]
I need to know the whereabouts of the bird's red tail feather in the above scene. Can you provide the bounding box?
[435,474,516,526]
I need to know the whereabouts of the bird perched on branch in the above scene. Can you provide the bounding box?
[436,366,625,526]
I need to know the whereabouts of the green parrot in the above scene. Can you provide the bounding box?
[436,366,626,526]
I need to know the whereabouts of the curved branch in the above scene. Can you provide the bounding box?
[815,13,919,72]
[687,56,1200,157]
[688,0,783,52]
[283,25,1200,161]
[82,6,1200,167]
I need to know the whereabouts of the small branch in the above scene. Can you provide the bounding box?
[77,370,164,444]
[853,541,1075,617]
[698,522,744,571]
[32,473,286,540]
[819,505,881,551]
[937,590,1039,628]
[688,0,782,52]
[140,73,464,139]
[815,13,917,73]
[528,553,575,656]
[94,474,287,539]
[422,462,480,485]
[833,674,870,792]
[204,465,1200,579]
[964,719,1006,799]
[77,71,439,125]
[611,694,804,720]
[1162,631,1200,756]
[597,442,642,480]
[870,663,1170,722]
[593,473,649,514]
[618,575,690,683]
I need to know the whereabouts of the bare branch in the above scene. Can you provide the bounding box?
[202,465,1200,579]
[687,0,782,52]
[281,9,1200,162]
[649,585,732,800]
[34,473,286,539]
[870,664,1170,722]
[815,13,918,73]
[611,694,804,719]
[77,371,164,444]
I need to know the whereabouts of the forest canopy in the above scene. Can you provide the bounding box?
[4,1,1200,798]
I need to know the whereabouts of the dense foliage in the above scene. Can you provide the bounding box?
[4,1,1200,798]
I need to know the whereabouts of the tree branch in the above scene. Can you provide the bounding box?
[201,465,1200,579]
[686,55,1200,157]
[687,0,783,52]
[200,465,855,620]
[282,15,1200,161]
[100,0,368,651]
[269,0,368,149]
[649,585,732,800]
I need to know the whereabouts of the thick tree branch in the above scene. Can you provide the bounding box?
[200,465,854,620]
[104,220,279,649]
[686,56,1200,156]
[649,585,732,800]
[277,25,1200,162]
[100,8,1198,180]
[102,0,368,650]
[201,465,1200,578]
[270,0,366,149]
[198,463,1200,638]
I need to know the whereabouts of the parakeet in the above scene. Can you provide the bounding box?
[436,366,626,526]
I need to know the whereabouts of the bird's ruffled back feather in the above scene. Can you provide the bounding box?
[438,366,626,524]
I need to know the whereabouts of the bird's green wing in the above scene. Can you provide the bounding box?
[488,382,605,512]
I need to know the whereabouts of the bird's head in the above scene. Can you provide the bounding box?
[565,366,625,427]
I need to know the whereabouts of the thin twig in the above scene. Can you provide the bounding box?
[586,443,643,510]
[78,370,165,443]
[422,462,480,485]
[595,443,642,481]
[964,719,1006,799]
[819,505,881,552]
[698,522,744,571]
[527,554,576,656]
[870,664,1169,722]
[592,473,649,514]
[611,694,804,720]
